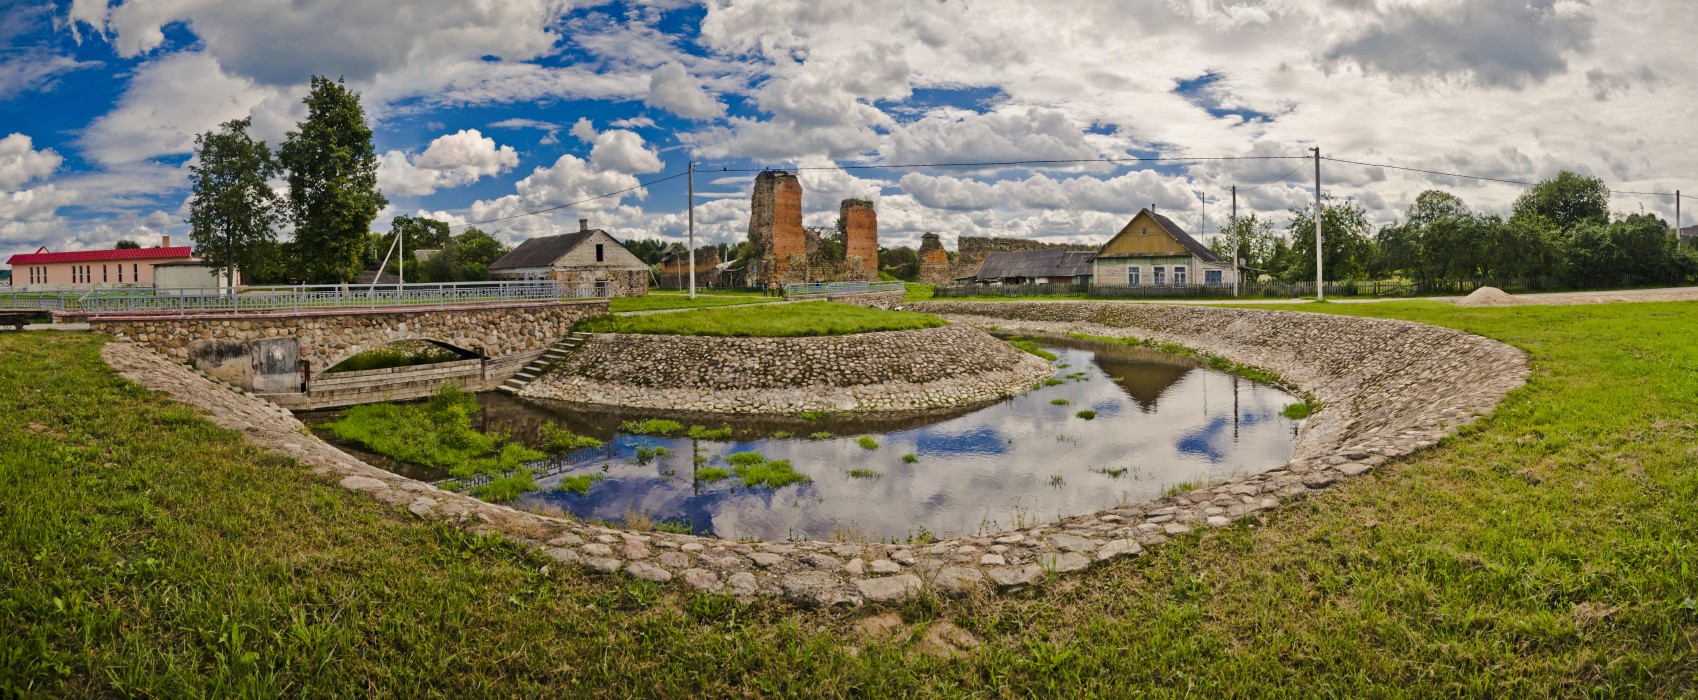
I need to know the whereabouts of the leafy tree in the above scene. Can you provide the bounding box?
[420,228,510,282]
[1512,171,1610,232]
[878,245,920,281]
[622,238,670,265]
[187,117,282,287]
[1279,195,1375,282]
[114,240,140,249]
[279,76,387,284]
[1208,213,1277,270]
[379,216,451,276]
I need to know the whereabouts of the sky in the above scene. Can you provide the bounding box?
[3,0,1697,260]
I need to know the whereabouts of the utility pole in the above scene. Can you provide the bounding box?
[1313,147,1324,302]
[1231,184,1240,298]
[688,161,697,299]
[1677,190,1682,247]
[398,219,405,291]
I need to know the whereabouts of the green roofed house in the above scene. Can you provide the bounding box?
[1092,208,1237,290]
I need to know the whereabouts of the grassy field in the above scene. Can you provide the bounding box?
[609,290,781,313]
[3,300,1697,696]
[577,300,945,337]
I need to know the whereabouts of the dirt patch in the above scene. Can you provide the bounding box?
[917,621,981,659]
[1456,287,1520,307]
[853,612,907,641]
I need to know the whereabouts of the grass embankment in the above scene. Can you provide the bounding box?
[316,387,544,500]
[577,300,945,337]
[609,291,780,313]
[4,300,1698,694]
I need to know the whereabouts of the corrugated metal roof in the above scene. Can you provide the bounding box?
[976,249,1096,280]
[6,246,194,265]
[488,231,596,270]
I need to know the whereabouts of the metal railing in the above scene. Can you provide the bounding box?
[63,280,607,318]
[782,281,905,297]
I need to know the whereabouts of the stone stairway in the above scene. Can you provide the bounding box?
[498,332,591,394]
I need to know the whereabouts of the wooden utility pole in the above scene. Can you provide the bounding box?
[1231,184,1240,298]
[1313,147,1324,301]
[688,161,697,299]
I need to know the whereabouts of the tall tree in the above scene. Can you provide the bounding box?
[380,215,451,275]
[279,76,387,284]
[1208,213,1277,270]
[187,118,281,287]
[421,228,510,282]
[1279,195,1375,282]
[1512,171,1610,232]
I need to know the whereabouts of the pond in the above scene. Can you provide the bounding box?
[305,335,1304,542]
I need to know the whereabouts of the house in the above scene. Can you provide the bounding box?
[153,260,240,293]
[1091,209,1236,289]
[5,236,195,290]
[973,249,1095,285]
[488,219,649,296]
[1680,225,1697,247]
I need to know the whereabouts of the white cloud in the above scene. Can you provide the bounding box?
[0,134,63,190]
[79,51,291,166]
[487,117,561,144]
[377,129,519,197]
[466,125,664,237]
[645,62,725,119]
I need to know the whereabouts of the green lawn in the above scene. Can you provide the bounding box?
[609,291,781,313]
[3,300,1698,695]
[577,300,945,337]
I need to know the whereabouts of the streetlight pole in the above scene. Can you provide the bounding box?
[1313,147,1324,302]
[688,161,697,299]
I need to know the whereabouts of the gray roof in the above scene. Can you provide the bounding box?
[1144,209,1223,264]
[976,249,1096,280]
[488,230,596,270]
[1680,225,1698,241]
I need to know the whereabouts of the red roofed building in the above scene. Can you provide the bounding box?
[6,236,197,290]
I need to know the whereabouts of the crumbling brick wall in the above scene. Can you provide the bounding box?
[918,232,952,284]
[748,171,806,285]
[841,198,878,280]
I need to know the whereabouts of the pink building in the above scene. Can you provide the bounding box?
[6,236,195,290]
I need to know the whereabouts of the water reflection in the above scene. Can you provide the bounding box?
[307,336,1303,542]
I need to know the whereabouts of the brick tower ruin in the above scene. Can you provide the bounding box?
[840,198,878,280]
[917,232,951,284]
[748,171,806,284]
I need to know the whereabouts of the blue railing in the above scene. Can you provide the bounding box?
[44,280,605,318]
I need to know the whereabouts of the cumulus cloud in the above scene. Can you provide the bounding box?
[378,129,519,197]
[645,62,725,119]
[880,107,1104,167]
[1324,0,1596,89]
[0,134,62,190]
[79,51,290,166]
[467,124,664,237]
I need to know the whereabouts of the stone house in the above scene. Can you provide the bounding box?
[488,220,649,296]
[657,244,722,289]
[1092,209,1235,289]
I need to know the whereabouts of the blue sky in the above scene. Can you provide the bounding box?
[3,0,1695,260]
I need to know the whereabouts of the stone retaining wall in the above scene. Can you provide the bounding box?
[102,300,1527,609]
[521,324,1054,414]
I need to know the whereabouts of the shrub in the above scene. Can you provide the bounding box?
[556,473,605,495]
[1076,410,1097,420]
[856,436,879,450]
[540,424,603,453]
[696,468,732,483]
[1050,398,1070,406]
[687,424,734,440]
[620,419,685,435]
[1282,402,1314,419]
[902,453,918,463]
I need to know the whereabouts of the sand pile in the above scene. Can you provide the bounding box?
[1455,286,1519,307]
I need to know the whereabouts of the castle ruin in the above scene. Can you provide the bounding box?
[917,234,1097,284]
[746,170,878,285]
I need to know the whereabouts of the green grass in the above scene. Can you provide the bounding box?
[654,520,693,535]
[808,431,833,440]
[1042,377,1065,387]
[1050,398,1071,406]
[575,300,945,337]
[555,473,606,495]
[323,344,464,373]
[856,436,879,450]
[847,469,882,479]
[316,386,549,486]
[902,453,918,464]
[722,452,812,489]
[1282,402,1314,419]
[540,424,603,453]
[1092,466,1128,478]
[1075,409,1097,420]
[6,300,1698,695]
[618,418,684,435]
[686,424,733,440]
[694,467,731,483]
[608,293,780,313]
[1005,338,1059,361]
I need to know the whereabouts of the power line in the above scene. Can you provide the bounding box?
[449,171,689,229]
[1323,156,1683,199]
[708,154,1308,173]
[1236,161,1308,192]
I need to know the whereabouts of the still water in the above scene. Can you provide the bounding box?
[309,336,1303,542]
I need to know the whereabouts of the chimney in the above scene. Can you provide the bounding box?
[579,219,589,232]
[162,234,171,248]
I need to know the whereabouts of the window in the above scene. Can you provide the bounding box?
[595,243,605,262]
[133,264,138,281]
[1204,269,1223,286]
[118,264,123,283]
[1127,266,1141,286]
[1152,266,1166,285]
[1140,227,1148,236]
[1173,266,1187,285]
[103,265,108,283]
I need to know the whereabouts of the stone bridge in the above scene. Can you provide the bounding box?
[86,300,608,396]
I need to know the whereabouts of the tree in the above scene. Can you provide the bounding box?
[1208,213,1277,271]
[379,215,451,275]
[878,245,920,281]
[420,228,510,282]
[279,76,387,284]
[114,240,140,249]
[1278,195,1375,282]
[187,118,281,287]
[1512,171,1610,232]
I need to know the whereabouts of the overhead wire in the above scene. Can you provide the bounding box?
[449,171,689,229]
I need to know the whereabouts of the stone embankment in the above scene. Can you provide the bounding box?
[103,300,1527,609]
[521,324,1053,414]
